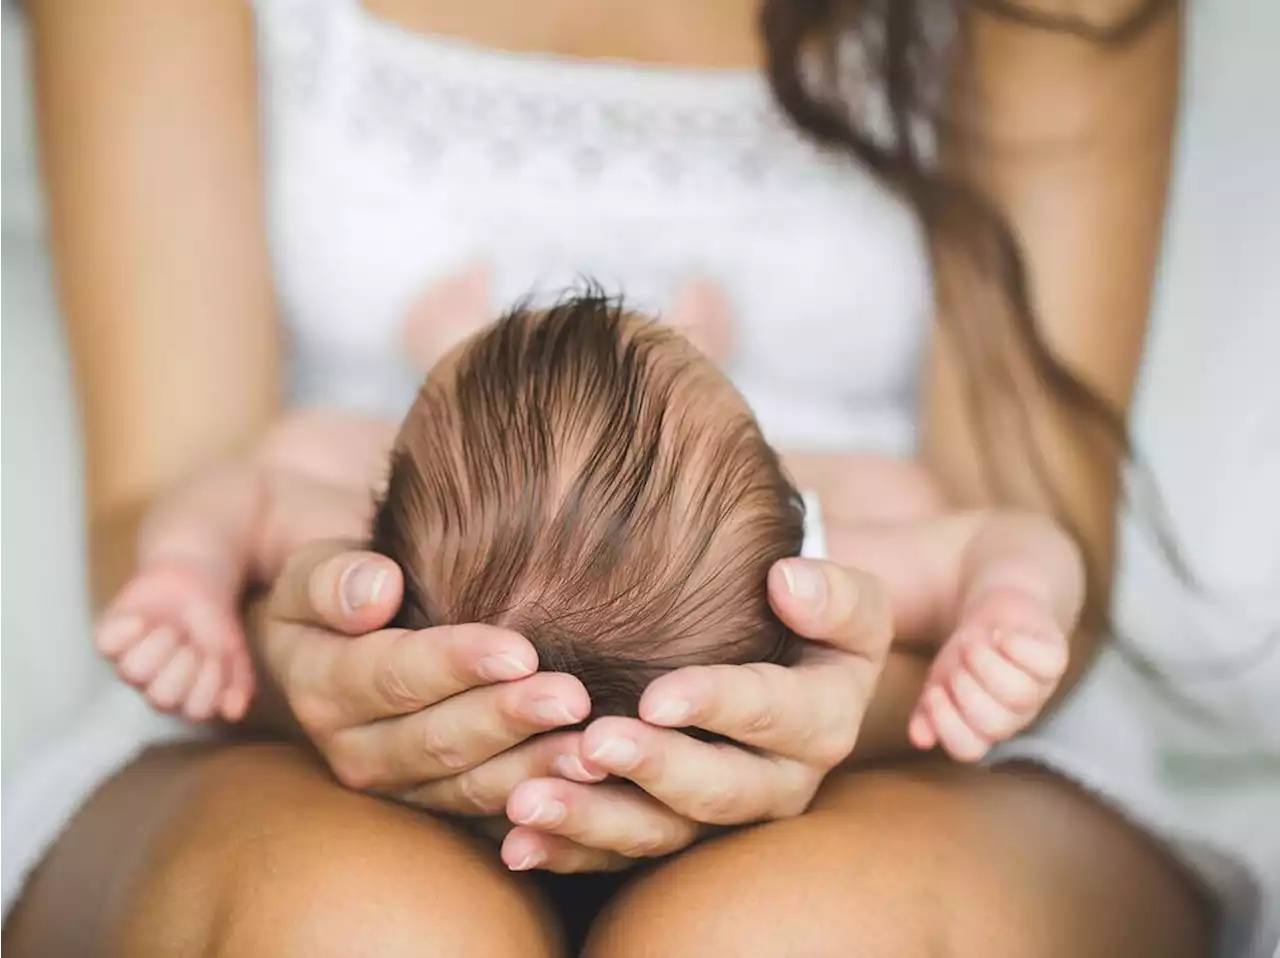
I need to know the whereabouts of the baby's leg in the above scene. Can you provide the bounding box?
[909,586,1070,763]
[96,465,262,722]
[96,412,398,722]
[665,278,736,366]
[401,260,493,372]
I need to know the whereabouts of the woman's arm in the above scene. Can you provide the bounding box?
[859,2,1181,758]
[30,0,279,606]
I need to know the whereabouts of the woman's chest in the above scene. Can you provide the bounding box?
[255,0,932,442]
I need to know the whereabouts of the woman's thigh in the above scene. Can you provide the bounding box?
[3,742,562,958]
[586,759,1214,958]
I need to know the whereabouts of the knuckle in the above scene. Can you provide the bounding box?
[372,638,421,712]
[740,700,781,736]
[291,691,340,736]
[326,739,375,791]
[689,780,746,825]
[810,731,854,770]
[418,716,470,772]
[452,770,504,815]
[618,829,670,859]
[772,784,817,820]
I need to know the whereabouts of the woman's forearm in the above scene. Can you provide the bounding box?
[31,0,281,608]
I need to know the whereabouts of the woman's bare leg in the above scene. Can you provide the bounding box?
[586,759,1213,958]
[4,742,562,958]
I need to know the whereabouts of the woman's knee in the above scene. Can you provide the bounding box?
[586,771,948,958]
[586,763,1211,958]
[118,744,560,958]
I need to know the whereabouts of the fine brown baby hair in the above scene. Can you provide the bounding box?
[369,292,806,720]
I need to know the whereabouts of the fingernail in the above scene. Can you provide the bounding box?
[477,652,534,681]
[510,850,547,872]
[555,754,603,782]
[516,799,565,826]
[532,698,578,726]
[342,562,388,612]
[588,737,639,770]
[781,560,825,602]
[645,698,691,726]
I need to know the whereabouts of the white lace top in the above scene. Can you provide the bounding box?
[252,0,931,453]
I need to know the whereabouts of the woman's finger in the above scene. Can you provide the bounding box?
[579,717,814,824]
[501,827,631,875]
[268,542,404,635]
[638,658,858,769]
[506,778,700,860]
[327,672,589,790]
[767,558,893,664]
[287,622,540,734]
[396,731,596,815]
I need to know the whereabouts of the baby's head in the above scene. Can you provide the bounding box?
[370,293,804,720]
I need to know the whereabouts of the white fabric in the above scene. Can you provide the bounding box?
[2,2,1276,954]
[800,491,827,560]
[254,0,930,451]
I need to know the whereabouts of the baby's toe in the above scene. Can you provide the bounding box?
[118,626,181,685]
[147,646,199,711]
[908,710,937,750]
[183,656,227,722]
[96,614,147,657]
[219,663,255,723]
[998,630,1069,684]
[923,687,989,763]
[950,668,1022,743]
[962,639,1044,714]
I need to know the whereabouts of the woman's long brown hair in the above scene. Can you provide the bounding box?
[757,1,1278,688]
[757,0,1177,625]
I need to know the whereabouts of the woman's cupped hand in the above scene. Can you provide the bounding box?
[258,543,893,873]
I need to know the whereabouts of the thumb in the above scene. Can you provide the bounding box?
[768,558,893,660]
[270,541,404,636]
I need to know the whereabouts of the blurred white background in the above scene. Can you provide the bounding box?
[3,4,105,776]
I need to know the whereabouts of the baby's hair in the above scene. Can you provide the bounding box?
[370,292,805,720]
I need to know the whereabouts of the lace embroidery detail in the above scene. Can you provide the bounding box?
[255,1,864,193]
[343,34,844,193]
[256,0,332,110]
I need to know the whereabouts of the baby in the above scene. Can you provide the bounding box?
[96,293,1080,759]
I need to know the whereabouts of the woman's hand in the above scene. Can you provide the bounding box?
[255,541,596,817]
[497,558,894,873]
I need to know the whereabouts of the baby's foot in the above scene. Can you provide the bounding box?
[95,560,254,721]
[402,259,493,373]
[666,278,736,366]
[908,586,1069,762]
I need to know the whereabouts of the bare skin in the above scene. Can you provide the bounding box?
[11,0,1211,955]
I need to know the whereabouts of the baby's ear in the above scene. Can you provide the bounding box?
[402,259,494,373]
[665,277,736,365]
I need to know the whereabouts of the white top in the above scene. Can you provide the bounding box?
[253,0,931,455]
